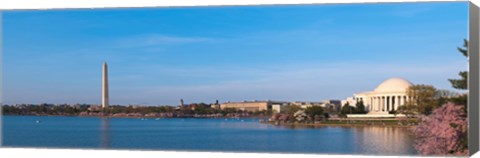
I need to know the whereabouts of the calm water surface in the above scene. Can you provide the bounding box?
[2,116,417,155]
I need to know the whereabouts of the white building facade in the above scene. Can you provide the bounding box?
[341,97,356,106]
[351,77,414,114]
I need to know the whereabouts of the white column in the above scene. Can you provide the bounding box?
[371,97,374,111]
[392,96,396,111]
[395,96,399,110]
[401,96,404,107]
[372,97,375,112]
[375,96,382,111]
[380,96,386,112]
[388,96,392,111]
[370,97,374,111]
[387,96,390,111]
[379,96,382,112]
[377,96,382,111]
[387,97,389,111]
[384,96,388,111]
[368,97,372,111]
[365,97,372,111]
[393,96,398,110]
[394,96,397,110]
[383,96,388,112]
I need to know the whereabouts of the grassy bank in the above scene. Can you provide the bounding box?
[262,118,419,128]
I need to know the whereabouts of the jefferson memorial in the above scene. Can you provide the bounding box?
[346,77,414,117]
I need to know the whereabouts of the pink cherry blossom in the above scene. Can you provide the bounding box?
[413,102,468,156]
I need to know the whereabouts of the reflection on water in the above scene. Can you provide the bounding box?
[217,118,270,130]
[353,127,417,155]
[3,116,417,155]
[100,118,110,148]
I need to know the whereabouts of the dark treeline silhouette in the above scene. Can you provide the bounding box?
[2,103,271,118]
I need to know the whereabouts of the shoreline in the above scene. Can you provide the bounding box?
[260,118,418,128]
[4,114,417,128]
[2,114,268,119]
[261,121,416,128]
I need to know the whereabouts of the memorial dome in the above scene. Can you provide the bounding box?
[374,77,413,93]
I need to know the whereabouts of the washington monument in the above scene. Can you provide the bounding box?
[102,62,109,114]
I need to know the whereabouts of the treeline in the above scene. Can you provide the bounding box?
[3,104,89,116]
[396,85,467,117]
[103,104,272,118]
[2,103,272,118]
[269,101,367,123]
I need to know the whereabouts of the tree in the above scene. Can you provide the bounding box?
[354,101,367,114]
[413,39,469,156]
[340,104,355,116]
[405,84,440,115]
[450,94,468,107]
[305,106,324,121]
[221,108,238,116]
[447,39,468,108]
[283,105,302,116]
[396,104,416,118]
[448,39,468,90]
[413,103,468,156]
[436,89,460,105]
[194,105,208,114]
[343,102,350,108]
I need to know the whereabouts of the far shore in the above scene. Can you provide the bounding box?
[4,114,418,128]
[260,118,418,128]
[2,114,269,119]
[262,122,416,128]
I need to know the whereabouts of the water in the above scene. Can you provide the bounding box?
[2,116,417,155]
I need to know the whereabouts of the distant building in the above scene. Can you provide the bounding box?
[272,102,289,113]
[322,100,341,106]
[320,100,342,112]
[284,100,342,111]
[272,104,282,113]
[341,97,356,106]
[210,104,220,109]
[290,101,323,109]
[88,105,102,112]
[220,100,287,112]
[322,99,341,107]
[210,100,221,109]
[220,101,269,111]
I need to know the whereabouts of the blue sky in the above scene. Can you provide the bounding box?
[2,2,469,105]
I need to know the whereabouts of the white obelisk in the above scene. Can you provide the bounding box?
[102,62,109,114]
